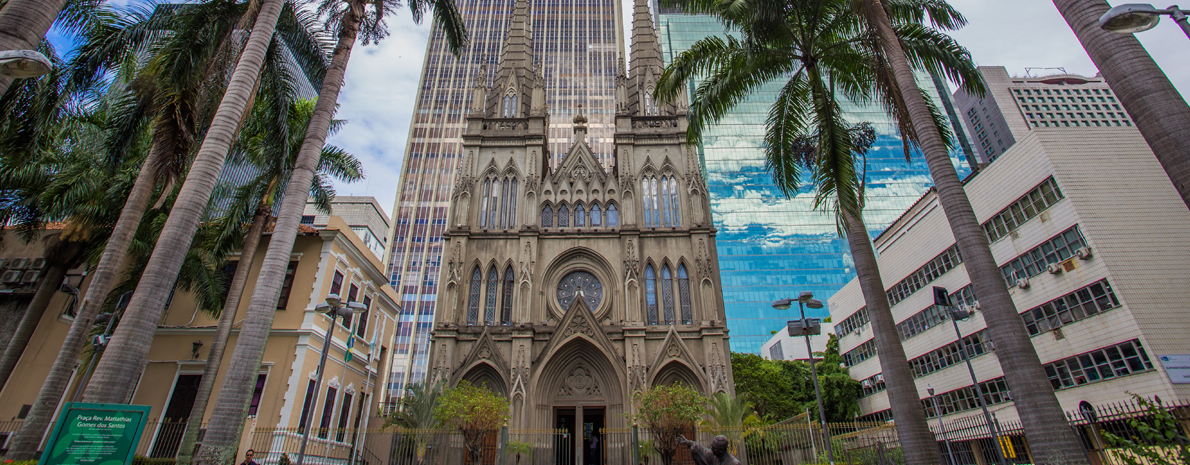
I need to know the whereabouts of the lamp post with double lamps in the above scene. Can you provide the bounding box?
[1100,3,1190,39]
[932,286,1009,465]
[928,385,956,465]
[296,293,367,465]
[773,291,834,465]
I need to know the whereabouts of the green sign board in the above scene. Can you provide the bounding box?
[38,402,152,465]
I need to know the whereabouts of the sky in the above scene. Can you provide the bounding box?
[325,0,1190,217]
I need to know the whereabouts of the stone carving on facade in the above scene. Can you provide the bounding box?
[560,314,597,339]
[707,342,729,394]
[510,343,529,397]
[624,240,639,281]
[447,241,462,286]
[556,366,601,397]
[519,241,534,285]
[696,239,710,279]
[430,344,451,386]
[628,342,647,393]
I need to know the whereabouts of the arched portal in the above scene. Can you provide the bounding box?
[531,337,627,465]
[460,361,508,397]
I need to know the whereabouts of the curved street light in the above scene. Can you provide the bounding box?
[296,294,368,465]
[1100,3,1190,38]
[773,291,834,465]
[0,50,52,78]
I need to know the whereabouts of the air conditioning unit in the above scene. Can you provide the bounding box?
[20,270,40,283]
[29,257,46,269]
[8,258,29,270]
[971,300,981,310]
[1075,246,1093,260]
[960,304,978,315]
[1047,262,1064,274]
[1016,277,1030,289]
[874,374,885,383]
[862,379,873,388]
[0,258,7,269]
[1,270,22,283]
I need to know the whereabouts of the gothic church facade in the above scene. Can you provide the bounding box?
[427,0,734,451]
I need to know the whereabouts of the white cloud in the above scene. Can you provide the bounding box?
[324,14,432,216]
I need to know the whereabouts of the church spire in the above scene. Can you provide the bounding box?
[626,0,666,116]
[486,0,537,118]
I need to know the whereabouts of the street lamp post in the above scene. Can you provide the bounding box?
[296,294,367,465]
[0,50,52,78]
[928,385,956,465]
[1100,3,1190,39]
[773,292,834,465]
[933,287,1009,465]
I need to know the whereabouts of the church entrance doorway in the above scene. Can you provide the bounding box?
[554,406,606,465]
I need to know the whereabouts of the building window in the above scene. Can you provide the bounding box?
[769,343,784,361]
[606,203,619,227]
[661,266,675,324]
[485,266,498,325]
[1044,339,1153,390]
[343,284,359,328]
[501,267,514,325]
[480,179,491,227]
[499,178,510,228]
[356,295,372,338]
[985,178,1071,243]
[318,386,337,438]
[642,177,659,227]
[669,177,680,226]
[541,204,553,227]
[248,374,267,416]
[909,329,994,378]
[558,203,569,227]
[645,265,658,325]
[897,285,977,341]
[923,377,1011,417]
[277,261,300,309]
[843,339,877,367]
[467,268,482,325]
[859,373,886,397]
[837,307,870,337]
[575,203,586,227]
[1001,225,1087,285]
[507,178,517,228]
[678,265,692,324]
[301,215,316,225]
[298,379,317,434]
[336,392,353,442]
[330,271,344,296]
[887,245,963,307]
[1021,279,1120,336]
[661,177,672,226]
[590,203,601,226]
[488,178,500,229]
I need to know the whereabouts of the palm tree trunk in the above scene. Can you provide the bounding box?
[1053,0,1190,210]
[174,208,269,465]
[864,2,1088,463]
[0,263,69,390]
[194,8,361,464]
[1,146,163,460]
[80,0,286,405]
[0,0,67,94]
[841,210,939,465]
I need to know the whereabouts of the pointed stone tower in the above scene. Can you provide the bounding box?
[431,1,731,461]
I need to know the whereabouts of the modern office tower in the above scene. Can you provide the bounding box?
[829,126,1190,457]
[954,66,1134,162]
[656,10,974,353]
[383,0,622,398]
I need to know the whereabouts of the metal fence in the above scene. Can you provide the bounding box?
[0,420,204,460]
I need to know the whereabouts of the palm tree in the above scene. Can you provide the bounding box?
[861,0,1090,462]
[702,392,763,456]
[196,0,466,459]
[174,98,361,464]
[3,1,331,459]
[654,0,984,463]
[387,383,444,465]
[1053,0,1190,210]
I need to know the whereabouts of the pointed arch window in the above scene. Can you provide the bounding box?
[678,265,692,324]
[507,178,518,229]
[500,178,510,228]
[645,265,658,325]
[485,266,499,325]
[644,86,658,116]
[641,178,652,227]
[651,178,660,227]
[480,179,491,227]
[488,179,500,230]
[467,268,482,325]
[541,204,553,227]
[661,266,675,324]
[590,203,601,226]
[607,203,619,227]
[503,90,518,118]
[669,177,681,226]
[558,204,570,227]
[661,176,672,227]
[501,267,514,325]
[575,204,586,227]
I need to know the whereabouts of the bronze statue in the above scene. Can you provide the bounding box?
[677,435,741,465]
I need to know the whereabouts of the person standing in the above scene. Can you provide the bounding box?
[240,449,259,465]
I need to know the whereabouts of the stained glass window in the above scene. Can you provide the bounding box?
[642,178,652,227]
[662,177,672,227]
[559,204,570,227]
[508,178,518,229]
[591,204,601,226]
[556,271,602,310]
[500,178,510,228]
[501,267,514,325]
[467,268,482,325]
[575,204,586,226]
[678,265,692,324]
[607,203,618,227]
[645,265,658,325]
[480,179,490,227]
[485,266,498,325]
[651,178,660,227]
[670,177,680,226]
[488,180,500,230]
[541,204,553,227]
[662,266,675,324]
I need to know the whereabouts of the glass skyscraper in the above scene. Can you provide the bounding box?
[384,0,621,400]
[657,12,974,353]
